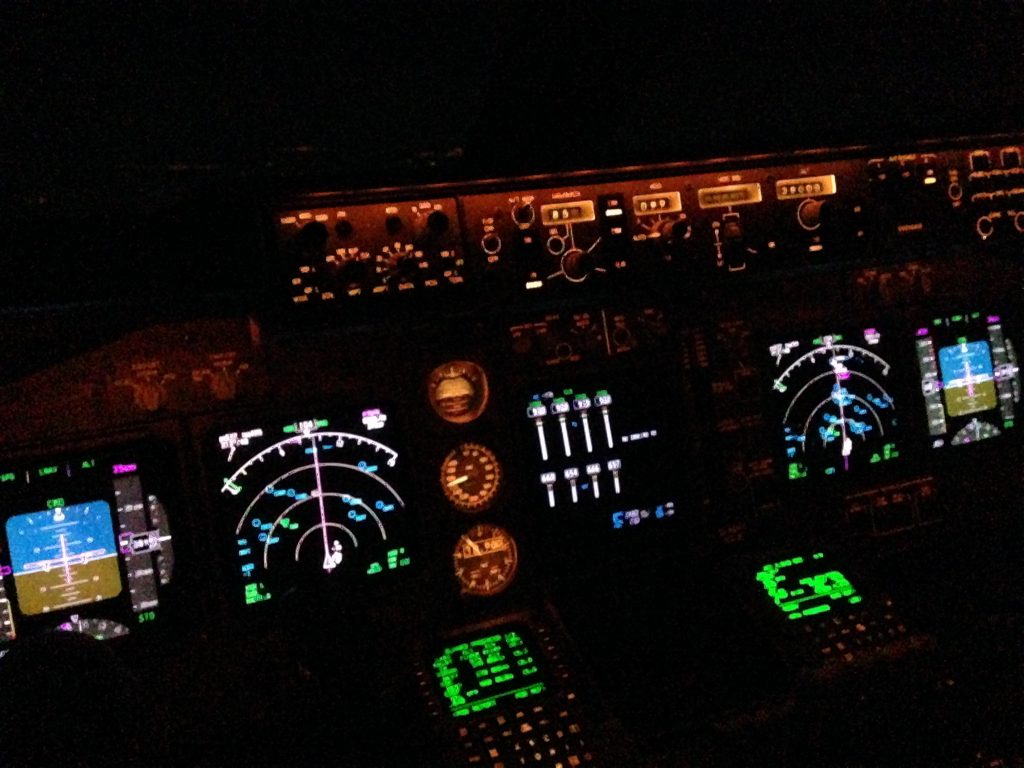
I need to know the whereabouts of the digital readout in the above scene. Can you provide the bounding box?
[433,626,545,717]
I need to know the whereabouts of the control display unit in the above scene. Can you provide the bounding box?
[769,328,900,480]
[0,445,175,646]
[525,380,677,530]
[212,408,412,607]
[756,552,862,621]
[431,623,545,717]
[914,311,1020,448]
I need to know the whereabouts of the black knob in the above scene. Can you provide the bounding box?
[335,219,354,238]
[797,198,824,231]
[561,248,594,282]
[481,234,502,254]
[513,203,536,227]
[339,259,368,284]
[385,215,404,235]
[396,255,420,279]
[426,210,450,235]
[297,221,329,250]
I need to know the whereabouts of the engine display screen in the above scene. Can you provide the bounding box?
[915,312,1020,448]
[768,328,900,480]
[212,408,412,608]
[432,624,546,717]
[525,381,677,530]
[0,446,175,645]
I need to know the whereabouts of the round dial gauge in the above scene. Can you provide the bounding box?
[441,443,502,513]
[428,361,489,424]
[453,523,518,597]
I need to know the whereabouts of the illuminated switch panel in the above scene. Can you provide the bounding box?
[278,198,463,303]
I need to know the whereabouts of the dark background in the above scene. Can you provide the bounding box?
[4,2,1024,197]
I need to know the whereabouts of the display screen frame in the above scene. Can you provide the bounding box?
[430,621,548,718]
[519,370,685,535]
[763,322,908,485]
[0,438,179,646]
[204,403,418,613]
[912,309,1021,450]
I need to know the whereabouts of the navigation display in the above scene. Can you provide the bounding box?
[768,328,900,480]
[915,312,1020,448]
[0,446,175,645]
[211,408,412,608]
[432,624,546,717]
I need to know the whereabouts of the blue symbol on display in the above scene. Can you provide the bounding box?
[830,384,854,408]
[251,519,262,528]
[258,533,267,542]
[348,509,367,522]
[867,394,892,409]
[848,420,871,436]
[611,512,625,529]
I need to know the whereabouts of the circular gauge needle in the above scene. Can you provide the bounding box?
[308,434,336,573]
[447,475,469,487]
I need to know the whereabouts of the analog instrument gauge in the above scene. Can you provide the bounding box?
[769,329,900,479]
[213,410,412,607]
[428,361,489,424]
[441,443,502,513]
[452,523,518,597]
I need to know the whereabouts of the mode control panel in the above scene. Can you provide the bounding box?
[275,137,1024,308]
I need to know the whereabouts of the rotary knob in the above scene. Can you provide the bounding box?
[561,248,595,282]
[797,198,824,231]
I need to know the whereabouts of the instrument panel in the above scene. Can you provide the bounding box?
[2,133,1024,766]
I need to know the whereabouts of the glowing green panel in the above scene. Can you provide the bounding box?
[756,552,861,620]
[432,626,547,717]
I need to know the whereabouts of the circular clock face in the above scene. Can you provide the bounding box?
[452,523,518,597]
[441,443,502,513]
[427,361,489,424]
